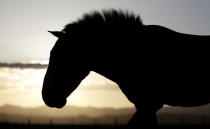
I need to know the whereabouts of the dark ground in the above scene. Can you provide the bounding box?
[0,123,122,129]
[1,123,210,129]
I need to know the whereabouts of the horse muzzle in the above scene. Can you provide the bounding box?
[42,91,67,108]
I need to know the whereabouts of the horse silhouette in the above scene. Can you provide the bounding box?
[42,9,210,128]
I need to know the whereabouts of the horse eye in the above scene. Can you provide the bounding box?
[61,31,66,34]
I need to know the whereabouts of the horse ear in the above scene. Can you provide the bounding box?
[48,31,65,38]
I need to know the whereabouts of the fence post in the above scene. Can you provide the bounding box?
[202,116,206,125]
[94,118,98,125]
[70,117,74,125]
[27,118,31,125]
[180,116,184,126]
[114,117,118,126]
[49,118,53,125]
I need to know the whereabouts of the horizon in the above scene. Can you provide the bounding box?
[0,102,136,125]
[0,103,134,109]
[1,102,210,125]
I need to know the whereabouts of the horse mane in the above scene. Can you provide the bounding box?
[63,9,143,33]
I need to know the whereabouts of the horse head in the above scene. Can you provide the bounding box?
[42,30,90,108]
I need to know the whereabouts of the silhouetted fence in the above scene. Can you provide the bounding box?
[19,116,123,125]
[158,114,210,125]
[2,115,210,126]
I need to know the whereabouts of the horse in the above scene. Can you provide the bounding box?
[42,9,210,128]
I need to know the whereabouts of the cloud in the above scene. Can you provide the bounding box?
[0,67,46,91]
[77,71,120,91]
[0,62,47,69]
[0,85,19,90]
[78,84,119,90]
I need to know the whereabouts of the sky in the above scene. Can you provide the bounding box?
[0,0,210,108]
[0,0,210,62]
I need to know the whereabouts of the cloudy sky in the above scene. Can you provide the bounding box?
[0,0,210,108]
